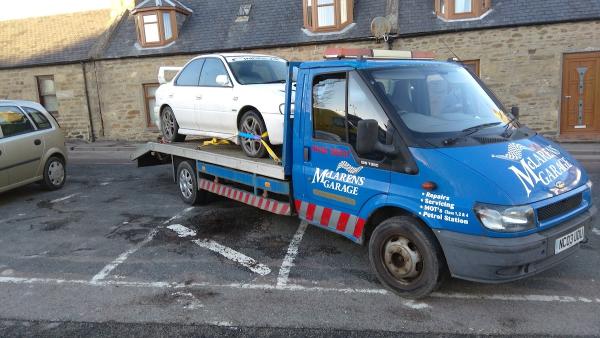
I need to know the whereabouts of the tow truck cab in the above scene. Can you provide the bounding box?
[285,51,595,297]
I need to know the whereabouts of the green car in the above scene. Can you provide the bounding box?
[0,100,67,193]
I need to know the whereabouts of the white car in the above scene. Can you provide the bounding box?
[154,53,288,158]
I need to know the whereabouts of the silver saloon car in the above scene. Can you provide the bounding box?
[0,100,68,193]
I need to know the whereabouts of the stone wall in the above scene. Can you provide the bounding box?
[0,64,94,139]
[2,20,599,141]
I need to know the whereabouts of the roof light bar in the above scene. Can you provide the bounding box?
[323,48,435,60]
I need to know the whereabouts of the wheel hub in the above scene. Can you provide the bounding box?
[240,116,262,156]
[162,110,175,139]
[383,236,422,283]
[179,169,193,199]
[48,161,65,186]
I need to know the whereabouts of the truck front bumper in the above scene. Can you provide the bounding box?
[434,206,597,283]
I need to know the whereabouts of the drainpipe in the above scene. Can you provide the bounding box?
[81,61,96,142]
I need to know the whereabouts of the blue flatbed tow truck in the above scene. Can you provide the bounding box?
[133,49,596,298]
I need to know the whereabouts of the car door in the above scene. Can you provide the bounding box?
[196,57,236,134]
[0,106,44,186]
[295,70,391,241]
[0,131,7,189]
[170,58,204,131]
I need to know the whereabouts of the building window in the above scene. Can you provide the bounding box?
[134,10,177,47]
[462,60,480,76]
[36,75,58,116]
[435,0,491,20]
[143,83,160,129]
[304,0,353,32]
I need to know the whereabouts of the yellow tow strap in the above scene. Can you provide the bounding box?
[201,138,231,147]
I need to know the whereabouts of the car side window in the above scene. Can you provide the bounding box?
[312,73,347,143]
[175,59,205,86]
[199,58,230,87]
[23,107,52,130]
[0,106,35,137]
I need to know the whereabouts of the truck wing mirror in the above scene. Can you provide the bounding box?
[511,106,520,119]
[357,119,399,158]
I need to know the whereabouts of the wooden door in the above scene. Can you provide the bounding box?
[561,52,600,137]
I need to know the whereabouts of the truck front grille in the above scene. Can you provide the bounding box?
[537,193,583,222]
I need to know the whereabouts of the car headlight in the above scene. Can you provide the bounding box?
[474,203,535,232]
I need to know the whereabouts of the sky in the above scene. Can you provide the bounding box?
[0,0,112,20]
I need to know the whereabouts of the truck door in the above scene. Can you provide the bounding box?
[295,70,391,242]
[195,58,236,134]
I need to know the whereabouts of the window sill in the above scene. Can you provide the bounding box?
[435,9,493,22]
[135,40,176,50]
[302,23,356,36]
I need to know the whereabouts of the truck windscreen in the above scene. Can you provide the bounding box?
[367,64,512,137]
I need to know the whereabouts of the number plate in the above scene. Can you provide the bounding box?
[555,227,585,254]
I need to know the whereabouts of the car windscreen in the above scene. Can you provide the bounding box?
[227,56,288,85]
[366,63,512,137]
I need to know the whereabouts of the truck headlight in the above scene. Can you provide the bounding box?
[474,203,535,232]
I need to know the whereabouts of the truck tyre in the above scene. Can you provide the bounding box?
[177,161,207,205]
[239,110,268,158]
[42,156,66,190]
[368,216,446,299]
[161,107,186,143]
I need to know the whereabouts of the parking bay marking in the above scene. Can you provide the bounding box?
[90,207,196,283]
[50,193,79,204]
[167,224,271,276]
[1,276,599,307]
[277,221,308,287]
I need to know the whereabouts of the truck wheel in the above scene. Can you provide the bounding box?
[368,216,446,299]
[177,161,207,205]
[161,107,186,143]
[42,156,66,190]
[239,110,268,158]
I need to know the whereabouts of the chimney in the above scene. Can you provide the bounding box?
[385,0,399,33]
[110,0,136,19]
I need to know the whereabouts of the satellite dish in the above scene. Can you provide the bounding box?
[371,16,392,41]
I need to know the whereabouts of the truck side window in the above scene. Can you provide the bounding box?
[347,72,389,161]
[312,73,347,143]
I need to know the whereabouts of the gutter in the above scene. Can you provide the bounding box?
[81,62,96,142]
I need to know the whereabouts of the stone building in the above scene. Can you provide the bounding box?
[1,0,599,141]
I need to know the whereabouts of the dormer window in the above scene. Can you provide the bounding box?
[435,0,491,20]
[303,0,353,33]
[132,0,192,48]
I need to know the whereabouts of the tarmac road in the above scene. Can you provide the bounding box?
[0,149,598,337]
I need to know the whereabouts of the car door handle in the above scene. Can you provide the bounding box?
[564,95,572,99]
[196,96,202,100]
[303,147,310,162]
[168,94,174,98]
[34,139,41,146]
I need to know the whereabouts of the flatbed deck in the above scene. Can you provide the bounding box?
[131,141,286,180]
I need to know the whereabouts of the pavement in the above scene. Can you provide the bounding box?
[0,144,598,336]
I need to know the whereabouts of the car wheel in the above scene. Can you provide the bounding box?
[239,110,268,158]
[161,107,186,143]
[177,161,208,205]
[368,216,447,299]
[42,156,66,190]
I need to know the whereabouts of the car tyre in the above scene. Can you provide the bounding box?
[177,161,208,205]
[42,156,66,190]
[239,110,268,158]
[161,107,186,143]
[368,216,447,299]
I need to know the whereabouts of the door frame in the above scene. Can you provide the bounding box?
[559,51,600,139]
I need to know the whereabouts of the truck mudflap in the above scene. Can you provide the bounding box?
[435,205,596,283]
[199,179,291,216]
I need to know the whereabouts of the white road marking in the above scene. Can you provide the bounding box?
[50,193,79,204]
[167,224,197,238]
[100,182,110,186]
[90,228,159,284]
[592,228,600,236]
[277,221,308,287]
[192,239,271,276]
[1,276,598,307]
[90,207,195,283]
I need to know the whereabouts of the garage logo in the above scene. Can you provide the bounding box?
[312,161,365,196]
[492,143,574,197]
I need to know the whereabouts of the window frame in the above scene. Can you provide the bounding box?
[461,59,480,77]
[134,8,178,48]
[36,75,58,116]
[435,0,491,20]
[174,58,205,87]
[22,106,53,131]
[198,58,233,88]
[143,83,160,129]
[303,0,354,33]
